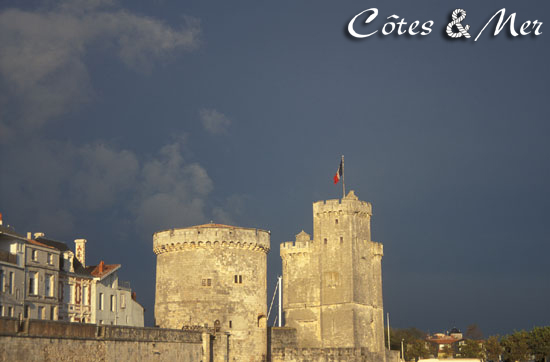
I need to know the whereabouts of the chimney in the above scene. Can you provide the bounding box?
[0,212,3,226]
[99,260,105,273]
[27,232,32,239]
[74,239,87,267]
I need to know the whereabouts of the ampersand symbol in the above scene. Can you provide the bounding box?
[446,9,471,38]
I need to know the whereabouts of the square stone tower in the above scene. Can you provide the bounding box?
[280,190,385,352]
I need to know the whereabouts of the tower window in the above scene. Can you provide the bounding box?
[201,278,212,287]
[324,238,327,245]
[229,320,232,328]
[335,219,338,224]
[234,275,243,284]
[340,237,343,244]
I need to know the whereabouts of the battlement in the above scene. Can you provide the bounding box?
[313,190,372,216]
[370,241,383,257]
[153,223,270,255]
[280,230,314,256]
[280,240,313,252]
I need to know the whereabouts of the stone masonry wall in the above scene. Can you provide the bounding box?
[281,191,386,354]
[154,224,270,362]
[0,317,206,362]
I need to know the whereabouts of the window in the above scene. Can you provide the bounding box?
[9,272,14,294]
[110,295,116,312]
[32,250,38,261]
[121,295,126,309]
[45,274,53,297]
[50,306,55,320]
[0,270,4,292]
[234,275,243,284]
[229,320,232,328]
[99,293,104,310]
[340,236,344,244]
[83,286,88,305]
[0,305,3,316]
[47,253,53,265]
[70,284,75,304]
[335,219,338,224]
[24,305,29,318]
[201,278,212,287]
[29,272,38,295]
[324,238,327,245]
[38,306,45,320]
[8,307,13,317]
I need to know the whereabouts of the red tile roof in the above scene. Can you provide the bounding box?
[427,336,461,345]
[27,239,57,250]
[86,261,120,278]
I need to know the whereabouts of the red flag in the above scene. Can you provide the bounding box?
[333,160,343,184]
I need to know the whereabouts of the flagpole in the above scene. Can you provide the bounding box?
[342,155,345,198]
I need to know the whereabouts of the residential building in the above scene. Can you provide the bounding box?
[0,213,143,327]
[0,216,26,319]
[24,233,61,320]
[37,235,143,326]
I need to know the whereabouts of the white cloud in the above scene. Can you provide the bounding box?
[72,143,140,210]
[199,108,231,134]
[0,1,200,131]
[0,138,231,238]
[135,141,214,233]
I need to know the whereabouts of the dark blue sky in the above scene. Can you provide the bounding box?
[1,0,548,336]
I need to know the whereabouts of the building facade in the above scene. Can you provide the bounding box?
[280,190,385,353]
[0,214,143,327]
[153,223,270,362]
[0,222,26,319]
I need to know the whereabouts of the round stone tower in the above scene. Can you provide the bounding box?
[153,223,270,362]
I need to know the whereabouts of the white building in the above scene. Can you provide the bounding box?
[0,213,143,327]
[87,260,144,326]
[0,216,26,319]
[37,235,144,327]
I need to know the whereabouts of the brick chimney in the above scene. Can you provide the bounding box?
[0,212,3,226]
[74,239,87,267]
[99,260,105,273]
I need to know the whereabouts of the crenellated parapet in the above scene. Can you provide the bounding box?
[153,223,270,255]
[313,190,372,217]
[280,231,313,259]
[370,241,383,258]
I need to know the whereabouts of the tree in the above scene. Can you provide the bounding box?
[385,327,427,355]
[466,324,484,340]
[407,339,432,362]
[460,339,485,359]
[529,326,550,362]
[502,330,531,362]
[441,343,455,358]
[485,335,503,362]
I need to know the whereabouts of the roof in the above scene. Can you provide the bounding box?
[427,336,462,345]
[194,223,236,228]
[86,261,120,279]
[35,237,71,252]
[0,225,26,239]
[27,238,57,250]
[155,222,270,235]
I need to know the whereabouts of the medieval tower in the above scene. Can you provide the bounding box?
[153,223,270,362]
[280,190,385,354]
